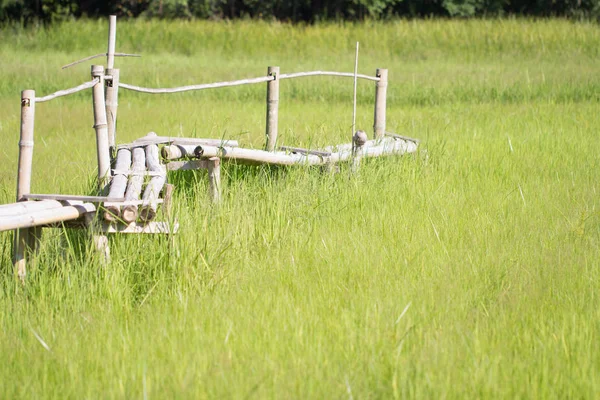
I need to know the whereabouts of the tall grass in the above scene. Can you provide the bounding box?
[0,19,599,398]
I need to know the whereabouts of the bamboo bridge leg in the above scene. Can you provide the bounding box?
[207,157,221,204]
[265,66,279,151]
[351,130,367,173]
[373,68,388,140]
[13,90,35,280]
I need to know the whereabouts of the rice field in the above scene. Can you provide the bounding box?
[0,18,599,398]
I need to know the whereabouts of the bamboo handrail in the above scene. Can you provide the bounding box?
[35,79,99,103]
[118,70,380,95]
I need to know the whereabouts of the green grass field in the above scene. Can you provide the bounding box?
[0,19,599,398]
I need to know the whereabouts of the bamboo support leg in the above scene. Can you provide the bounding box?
[93,234,110,265]
[265,66,280,151]
[373,68,388,139]
[207,157,221,204]
[13,89,35,280]
[351,130,367,173]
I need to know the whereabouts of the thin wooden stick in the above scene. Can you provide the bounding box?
[140,145,166,222]
[91,65,111,190]
[352,42,359,137]
[373,68,388,139]
[61,53,140,70]
[104,148,131,221]
[122,147,146,223]
[265,66,280,151]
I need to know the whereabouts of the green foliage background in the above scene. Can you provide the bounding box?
[2,0,600,23]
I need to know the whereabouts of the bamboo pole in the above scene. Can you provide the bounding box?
[265,66,280,151]
[122,147,146,223]
[0,200,83,219]
[91,65,111,190]
[140,145,166,222]
[104,148,131,221]
[105,16,118,152]
[207,157,221,204]
[106,68,119,150]
[373,68,388,139]
[107,15,117,70]
[13,89,35,279]
[192,136,417,167]
[1,203,97,231]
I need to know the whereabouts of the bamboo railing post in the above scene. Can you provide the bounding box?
[106,68,119,152]
[207,157,221,204]
[373,68,388,139]
[106,15,119,151]
[13,89,35,280]
[91,65,111,190]
[265,66,280,151]
[106,15,117,70]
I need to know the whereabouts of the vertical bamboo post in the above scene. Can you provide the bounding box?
[373,68,388,139]
[265,66,279,151]
[91,65,111,190]
[106,69,119,151]
[13,89,35,280]
[106,15,118,151]
[107,15,117,70]
[207,157,221,204]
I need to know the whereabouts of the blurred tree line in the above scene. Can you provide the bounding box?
[1,0,599,24]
